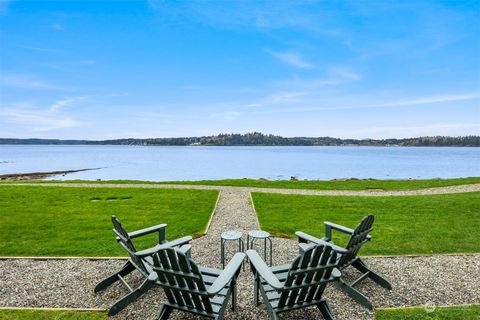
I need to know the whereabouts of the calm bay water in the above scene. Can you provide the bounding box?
[0,145,479,181]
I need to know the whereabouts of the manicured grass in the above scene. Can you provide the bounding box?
[4,177,480,191]
[0,186,218,256]
[0,309,107,320]
[161,177,480,191]
[376,305,480,319]
[252,192,480,255]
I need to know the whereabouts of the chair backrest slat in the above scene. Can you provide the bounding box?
[153,253,176,303]
[153,248,213,314]
[277,244,338,310]
[177,252,205,311]
[277,256,300,307]
[338,214,374,268]
[313,246,337,300]
[111,216,149,275]
[295,246,321,303]
[166,249,194,308]
[157,249,186,307]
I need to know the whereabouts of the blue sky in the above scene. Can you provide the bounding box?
[0,0,479,139]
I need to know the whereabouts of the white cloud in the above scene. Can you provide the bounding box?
[0,107,83,132]
[0,96,92,132]
[49,96,89,112]
[52,23,64,31]
[379,94,479,107]
[279,68,361,89]
[210,111,241,120]
[249,91,479,115]
[327,123,480,139]
[265,49,314,69]
[0,74,55,89]
[243,91,307,108]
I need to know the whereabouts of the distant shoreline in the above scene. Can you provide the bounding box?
[0,133,479,147]
[0,144,478,148]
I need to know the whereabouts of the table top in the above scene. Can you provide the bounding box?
[221,230,243,240]
[248,230,270,239]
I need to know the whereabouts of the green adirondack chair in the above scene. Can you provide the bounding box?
[94,215,192,316]
[296,214,392,310]
[246,243,342,320]
[152,247,245,319]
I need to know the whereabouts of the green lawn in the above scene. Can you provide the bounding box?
[252,192,480,255]
[0,309,107,320]
[0,186,218,256]
[1,305,477,320]
[4,176,480,191]
[376,305,480,319]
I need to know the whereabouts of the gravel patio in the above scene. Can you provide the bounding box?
[1,185,479,319]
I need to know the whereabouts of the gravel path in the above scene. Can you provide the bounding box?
[4,182,480,196]
[1,188,479,319]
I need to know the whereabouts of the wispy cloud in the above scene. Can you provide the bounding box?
[49,96,89,112]
[52,23,64,31]
[265,49,314,69]
[327,123,480,139]
[243,91,307,109]
[0,74,55,89]
[142,112,172,119]
[379,94,479,107]
[279,68,361,89]
[210,111,241,120]
[249,92,479,115]
[0,105,83,132]
[0,0,11,14]
[19,45,64,53]
[0,95,93,131]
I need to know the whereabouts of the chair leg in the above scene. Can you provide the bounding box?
[317,300,335,320]
[157,304,173,320]
[335,279,373,310]
[352,258,392,290]
[231,280,237,311]
[108,276,154,316]
[254,277,260,306]
[267,308,278,320]
[94,261,135,293]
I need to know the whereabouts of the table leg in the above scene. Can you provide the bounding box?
[221,239,225,269]
[264,238,267,262]
[268,237,273,266]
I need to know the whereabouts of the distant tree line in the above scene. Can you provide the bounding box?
[1,133,479,147]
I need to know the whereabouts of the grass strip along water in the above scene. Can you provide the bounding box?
[252,192,480,256]
[0,186,218,256]
[3,177,480,191]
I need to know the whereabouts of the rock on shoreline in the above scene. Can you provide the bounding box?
[0,168,100,181]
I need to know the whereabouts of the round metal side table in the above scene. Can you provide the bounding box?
[220,230,244,269]
[247,230,272,266]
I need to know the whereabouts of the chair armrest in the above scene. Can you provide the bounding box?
[128,224,167,242]
[296,232,348,254]
[298,242,316,253]
[177,244,192,258]
[246,250,283,290]
[331,268,341,280]
[296,231,324,244]
[134,236,192,258]
[207,252,245,296]
[324,221,372,241]
[324,221,354,235]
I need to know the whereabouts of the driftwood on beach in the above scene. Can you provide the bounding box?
[0,168,100,181]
